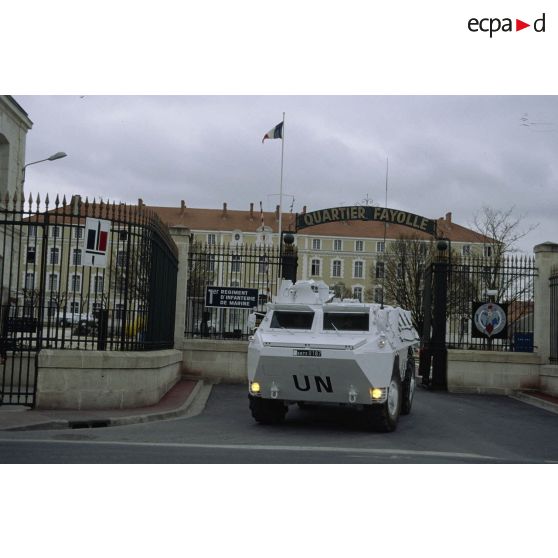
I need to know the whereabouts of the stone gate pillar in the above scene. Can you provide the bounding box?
[534,242,558,362]
[169,226,191,347]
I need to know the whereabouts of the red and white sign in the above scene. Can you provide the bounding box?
[83,218,111,268]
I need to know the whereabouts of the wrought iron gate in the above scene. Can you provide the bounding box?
[419,246,537,389]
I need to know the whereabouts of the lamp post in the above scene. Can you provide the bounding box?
[21,151,67,192]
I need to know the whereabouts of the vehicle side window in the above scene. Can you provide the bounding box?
[323,313,369,331]
[270,311,314,330]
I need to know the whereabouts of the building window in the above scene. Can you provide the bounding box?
[115,303,124,320]
[48,273,58,291]
[70,301,80,314]
[49,247,60,265]
[483,245,493,258]
[28,225,37,237]
[72,249,82,266]
[25,272,35,290]
[51,226,60,238]
[376,241,385,253]
[333,239,342,251]
[312,238,321,251]
[462,244,471,256]
[353,286,363,302]
[231,280,240,287]
[207,233,216,245]
[206,254,216,273]
[93,275,104,294]
[332,260,342,278]
[354,260,364,278]
[311,259,321,276]
[397,263,403,279]
[70,274,81,293]
[26,246,36,264]
[92,302,102,317]
[355,240,364,252]
[376,262,385,279]
[231,255,241,273]
[74,227,84,239]
[258,256,268,274]
[374,287,383,303]
[119,230,128,242]
[116,251,126,267]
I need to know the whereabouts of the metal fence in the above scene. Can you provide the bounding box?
[445,254,536,351]
[1,193,178,405]
[550,265,558,364]
[186,242,284,340]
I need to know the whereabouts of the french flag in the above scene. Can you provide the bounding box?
[262,121,283,143]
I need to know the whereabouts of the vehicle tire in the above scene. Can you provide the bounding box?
[364,366,402,432]
[401,353,416,416]
[249,395,287,424]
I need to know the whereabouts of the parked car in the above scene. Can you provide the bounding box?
[72,317,98,336]
[57,311,95,327]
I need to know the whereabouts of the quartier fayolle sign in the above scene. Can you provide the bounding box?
[295,206,437,236]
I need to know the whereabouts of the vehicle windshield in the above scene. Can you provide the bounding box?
[270,311,314,330]
[323,312,369,331]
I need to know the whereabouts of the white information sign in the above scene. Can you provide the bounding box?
[83,217,111,268]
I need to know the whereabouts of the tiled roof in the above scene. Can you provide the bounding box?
[151,204,491,243]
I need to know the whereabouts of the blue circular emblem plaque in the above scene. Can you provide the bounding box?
[473,302,507,338]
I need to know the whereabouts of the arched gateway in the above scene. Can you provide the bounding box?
[287,205,444,389]
[295,205,438,237]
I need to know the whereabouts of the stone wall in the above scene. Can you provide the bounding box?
[36,349,183,410]
[447,350,541,394]
[178,339,247,384]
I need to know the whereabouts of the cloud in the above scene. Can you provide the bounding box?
[17,95,558,251]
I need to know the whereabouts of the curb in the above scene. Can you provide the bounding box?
[510,392,558,415]
[2,380,211,431]
[108,380,208,427]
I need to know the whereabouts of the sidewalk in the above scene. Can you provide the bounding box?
[511,390,558,415]
[0,379,210,431]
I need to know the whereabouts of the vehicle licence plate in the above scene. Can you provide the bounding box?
[294,349,322,357]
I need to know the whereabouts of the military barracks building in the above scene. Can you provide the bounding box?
[152,201,490,303]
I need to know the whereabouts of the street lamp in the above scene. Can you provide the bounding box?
[21,151,68,191]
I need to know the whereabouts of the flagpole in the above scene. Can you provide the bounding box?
[279,112,285,243]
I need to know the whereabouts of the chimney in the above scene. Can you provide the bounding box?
[445,212,452,224]
[180,200,186,215]
[222,202,228,217]
[71,195,81,216]
[302,205,307,214]
[275,204,280,220]
[249,202,254,220]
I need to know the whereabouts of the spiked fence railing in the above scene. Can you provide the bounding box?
[0,191,178,405]
[444,254,537,351]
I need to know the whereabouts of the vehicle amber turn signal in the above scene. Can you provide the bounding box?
[370,388,383,400]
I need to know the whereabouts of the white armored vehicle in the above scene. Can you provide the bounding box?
[247,280,420,431]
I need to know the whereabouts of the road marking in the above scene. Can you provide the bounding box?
[0,438,505,461]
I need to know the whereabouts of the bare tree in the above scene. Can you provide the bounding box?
[367,235,433,331]
[332,281,352,300]
[471,206,537,303]
[472,205,538,259]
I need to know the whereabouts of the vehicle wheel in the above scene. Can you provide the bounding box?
[401,354,416,416]
[364,367,402,432]
[249,395,287,424]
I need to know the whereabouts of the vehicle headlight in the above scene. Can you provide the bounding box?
[369,387,386,401]
[250,381,261,394]
[377,334,386,348]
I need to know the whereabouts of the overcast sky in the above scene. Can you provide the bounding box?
[16,95,558,252]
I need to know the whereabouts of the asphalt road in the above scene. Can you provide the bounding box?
[0,384,557,463]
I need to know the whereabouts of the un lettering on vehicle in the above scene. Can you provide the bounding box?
[293,375,333,393]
